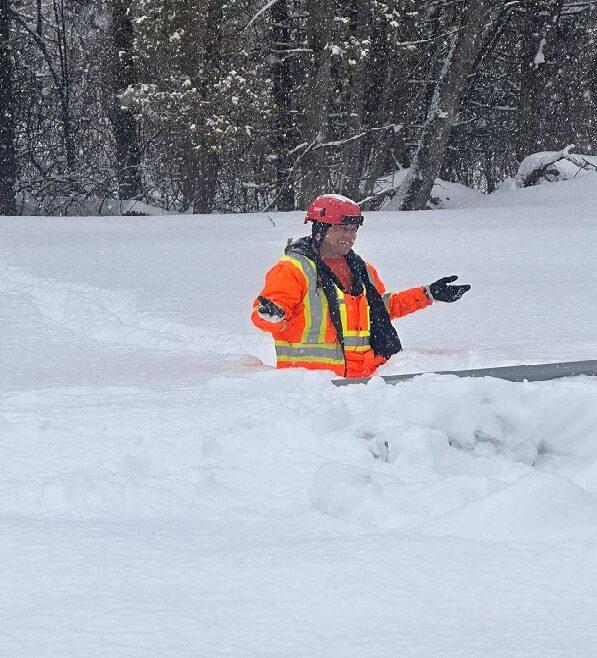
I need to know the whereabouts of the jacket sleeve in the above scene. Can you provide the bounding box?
[366,262,432,320]
[251,259,307,337]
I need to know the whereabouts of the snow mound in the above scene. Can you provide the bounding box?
[516,146,597,187]
[427,471,597,542]
[462,168,597,208]
[376,169,484,209]
[303,375,597,536]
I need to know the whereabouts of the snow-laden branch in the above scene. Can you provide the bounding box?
[313,125,402,150]
[357,186,402,208]
[244,0,280,30]
[516,145,597,187]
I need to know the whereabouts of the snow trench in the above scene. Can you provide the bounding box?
[0,261,244,354]
[2,250,596,546]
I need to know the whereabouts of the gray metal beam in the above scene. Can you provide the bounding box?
[332,359,597,387]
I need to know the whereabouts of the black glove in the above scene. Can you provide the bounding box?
[428,275,471,303]
[257,295,286,322]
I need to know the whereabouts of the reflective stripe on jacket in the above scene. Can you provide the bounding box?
[252,253,431,378]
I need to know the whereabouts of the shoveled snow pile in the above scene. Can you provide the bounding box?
[1,175,596,655]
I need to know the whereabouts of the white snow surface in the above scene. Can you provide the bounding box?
[2,176,597,655]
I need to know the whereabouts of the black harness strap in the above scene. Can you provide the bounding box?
[285,237,403,362]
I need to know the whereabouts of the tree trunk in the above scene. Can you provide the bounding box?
[516,0,564,162]
[339,0,372,201]
[271,0,295,211]
[397,0,494,211]
[181,0,222,214]
[109,0,142,201]
[358,15,404,208]
[482,145,496,193]
[0,0,17,215]
[298,0,333,207]
[36,0,42,34]
[180,144,220,214]
[53,0,76,173]
[193,151,220,214]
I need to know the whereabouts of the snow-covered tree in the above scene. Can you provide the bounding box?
[0,0,17,214]
[262,0,423,208]
[397,0,498,211]
[108,0,142,203]
[130,0,272,212]
[1,0,595,215]
[517,0,564,160]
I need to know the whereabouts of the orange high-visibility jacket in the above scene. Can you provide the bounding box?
[252,249,432,378]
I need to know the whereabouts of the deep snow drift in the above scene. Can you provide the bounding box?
[1,176,597,656]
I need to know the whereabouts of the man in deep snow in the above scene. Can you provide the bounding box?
[252,194,470,379]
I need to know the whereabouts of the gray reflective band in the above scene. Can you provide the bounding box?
[365,265,390,311]
[289,254,326,343]
[275,344,344,360]
[344,335,370,348]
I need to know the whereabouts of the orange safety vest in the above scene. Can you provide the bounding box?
[252,251,431,378]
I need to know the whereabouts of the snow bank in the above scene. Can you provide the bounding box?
[461,167,597,209]
[375,168,484,209]
[515,146,597,188]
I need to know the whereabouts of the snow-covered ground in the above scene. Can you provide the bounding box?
[1,177,596,656]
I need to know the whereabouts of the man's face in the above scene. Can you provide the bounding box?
[320,224,359,257]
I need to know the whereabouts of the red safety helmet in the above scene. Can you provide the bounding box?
[304,194,364,226]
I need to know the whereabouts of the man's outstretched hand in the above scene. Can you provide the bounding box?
[257,296,286,323]
[428,275,471,303]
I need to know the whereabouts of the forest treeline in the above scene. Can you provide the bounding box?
[0,0,595,215]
